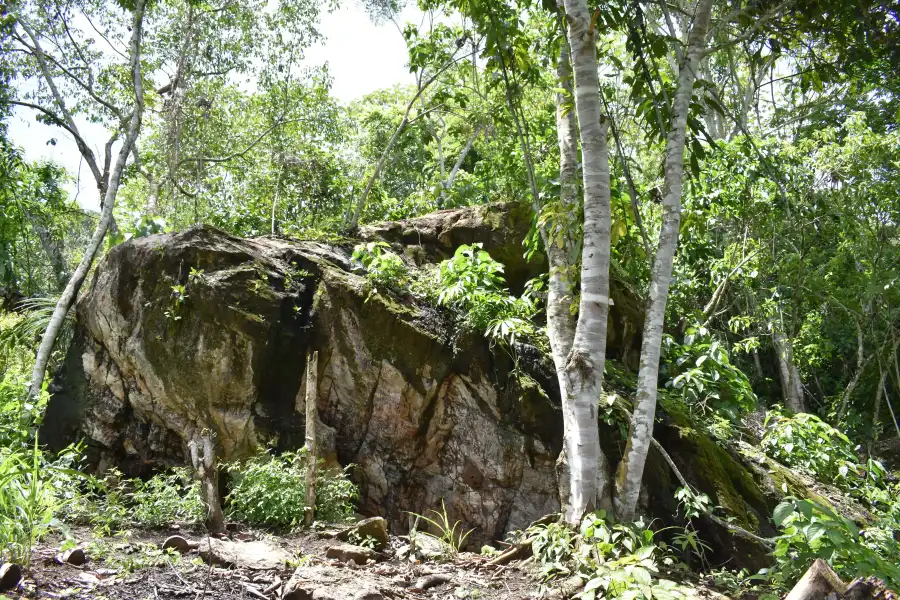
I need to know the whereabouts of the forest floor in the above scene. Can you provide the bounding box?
[3,523,550,600]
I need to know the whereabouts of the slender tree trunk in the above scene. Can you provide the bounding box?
[752,348,764,378]
[546,34,580,515]
[614,0,715,521]
[347,49,475,230]
[27,0,147,401]
[870,368,887,455]
[837,318,867,419]
[29,215,67,291]
[348,83,423,230]
[304,351,319,527]
[773,327,805,413]
[559,0,615,523]
[883,375,900,439]
[438,127,479,206]
[146,176,160,215]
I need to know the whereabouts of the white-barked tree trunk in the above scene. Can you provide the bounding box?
[614,0,715,521]
[558,0,615,522]
[25,0,148,402]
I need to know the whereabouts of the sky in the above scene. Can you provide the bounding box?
[7,2,423,211]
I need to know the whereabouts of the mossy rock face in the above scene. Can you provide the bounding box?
[357,201,544,294]
[635,396,774,570]
[357,202,644,366]
[45,224,561,544]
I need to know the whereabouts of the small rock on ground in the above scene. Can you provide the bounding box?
[162,535,194,553]
[60,547,87,566]
[325,543,379,565]
[336,517,389,550]
[201,538,292,570]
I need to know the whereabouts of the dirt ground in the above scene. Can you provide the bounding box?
[2,525,542,600]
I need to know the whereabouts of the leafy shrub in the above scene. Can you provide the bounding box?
[0,357,50,451]
[314,467,359,523]
[0,332,80,566]
[529,521,576,578]
[434,244,538,345]
[225,449,357,528]
[760,412,860,484]
[672,487,713,567]
[662,326,757,421]
[88,537,182,574]
[768,497,900,589]
[62,470,130,534]
[62,467,204,532]
[352,241,409,293]
[527,512,695,600]
[130,468,204,527]
[0,441,64,566]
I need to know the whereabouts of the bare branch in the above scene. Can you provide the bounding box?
[81,8,128,59]
[11,17,103,184]
[176,117,313,167]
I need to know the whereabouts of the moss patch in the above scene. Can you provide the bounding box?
[738,443,835,510]
[657,395,767,531]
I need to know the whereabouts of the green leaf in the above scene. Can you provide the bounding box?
[773,501,795,527]
[805,522,826,543]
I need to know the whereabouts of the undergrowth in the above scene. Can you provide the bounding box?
[62,467,206,534]
[225,449,357,528]
[526,510,698,600]
[352,241,547,351]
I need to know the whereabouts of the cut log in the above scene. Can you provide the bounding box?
[785,559,847,600]
[0,563,22,592]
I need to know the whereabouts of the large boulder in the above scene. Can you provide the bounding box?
[358,202,543,294]
[44,219,560,542]
[43,203,784,565]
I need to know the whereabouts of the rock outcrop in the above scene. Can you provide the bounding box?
[44,203,780,565]
[45,205,562,543]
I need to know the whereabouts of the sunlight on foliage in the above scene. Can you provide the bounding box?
[225,449,357,528]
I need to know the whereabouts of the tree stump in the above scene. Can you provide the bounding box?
[785,559,848,600]
[189,432,225,533]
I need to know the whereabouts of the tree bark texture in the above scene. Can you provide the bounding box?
[547,33,580,515]
[304,350,319,527]
[559,0,615,522]
[189,433,225,533]
[614,0,715,521]
[773,327,806,413]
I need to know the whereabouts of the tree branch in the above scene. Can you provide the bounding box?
[176,117,312,167]
[12,18,103,184]
[649,437,775,547]
[701,248,761,325]
[701,0,795,58]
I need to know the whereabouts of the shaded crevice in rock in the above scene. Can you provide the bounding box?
[351,360,384,460]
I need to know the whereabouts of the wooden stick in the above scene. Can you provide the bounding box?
[487,542,532,566]
[304,350,319,527]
